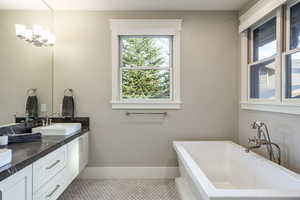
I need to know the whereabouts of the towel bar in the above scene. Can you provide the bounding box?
[125,112,167,116]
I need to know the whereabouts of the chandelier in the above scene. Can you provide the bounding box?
[15,24,55,47]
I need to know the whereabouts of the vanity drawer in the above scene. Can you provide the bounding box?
[33,168,68,200]
[33,146,67,192]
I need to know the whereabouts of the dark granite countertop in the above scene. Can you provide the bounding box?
[0,128,89,182]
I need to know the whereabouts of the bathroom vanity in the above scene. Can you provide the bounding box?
[0,128,89,200]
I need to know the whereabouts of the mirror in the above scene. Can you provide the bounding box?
[0,0,53,125]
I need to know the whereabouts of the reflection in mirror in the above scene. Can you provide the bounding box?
[0,0,53,125]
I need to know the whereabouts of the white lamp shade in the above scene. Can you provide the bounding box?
[47,34,55,46]
[33,24,44,38]
[15,24,26,37]
[24,29,33,42]
[41,30,50,42]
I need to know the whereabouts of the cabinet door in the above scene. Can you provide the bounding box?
[0,165,33,200]
[67,137,79,181]
[79,132,89,173]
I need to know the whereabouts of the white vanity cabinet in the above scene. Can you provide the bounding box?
[0,165,33,200]
[66,132,89,181]
[34,132,89,200]
[66,136,80,181]
[79,133,89,173]
[0,132,89,200]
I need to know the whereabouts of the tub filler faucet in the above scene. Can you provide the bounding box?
[246,121,281,165]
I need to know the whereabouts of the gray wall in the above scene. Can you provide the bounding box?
[0,11,53,125]
[52,11,240,167]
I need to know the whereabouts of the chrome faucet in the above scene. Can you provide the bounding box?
[246,121,281,165]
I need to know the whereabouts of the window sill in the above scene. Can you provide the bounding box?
[240,101,300,115]
[111,101,182,110]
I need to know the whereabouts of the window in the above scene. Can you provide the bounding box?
[285,1,300,101]
[120,36,172,100]
[248,12,280,101]
[290,1,300,49]
[240,1,300,114]
[286,52,300,98]
[110,20,182,109]
[250,59,276,99]
[253,17,277,61]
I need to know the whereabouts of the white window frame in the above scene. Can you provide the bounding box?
[282,0,300,105]
[247,10,282,104]
[248,9,282,103]
[110,19,182,110]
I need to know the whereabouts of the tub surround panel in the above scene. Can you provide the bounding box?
[239,110,300,174]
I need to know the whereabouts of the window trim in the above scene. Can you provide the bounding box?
[110,19,182,110]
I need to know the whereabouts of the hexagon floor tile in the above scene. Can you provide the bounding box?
[59,179,180,200]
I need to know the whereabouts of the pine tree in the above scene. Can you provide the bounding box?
[121,37,170,99]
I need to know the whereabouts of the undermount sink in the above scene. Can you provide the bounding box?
[32,123,82,135]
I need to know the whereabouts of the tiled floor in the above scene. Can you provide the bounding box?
[59,179,180,200]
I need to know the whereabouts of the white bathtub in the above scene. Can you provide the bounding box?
[173,141,300,200]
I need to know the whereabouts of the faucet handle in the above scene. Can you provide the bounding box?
[248,136,260,145]
[42,119,46,126]
[52,112,60,117]
[248,137,257,143]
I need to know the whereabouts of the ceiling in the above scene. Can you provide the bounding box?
[0,0,252,11]
[0,0,49,10]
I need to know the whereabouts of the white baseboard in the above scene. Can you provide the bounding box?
[79,167,179,179]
